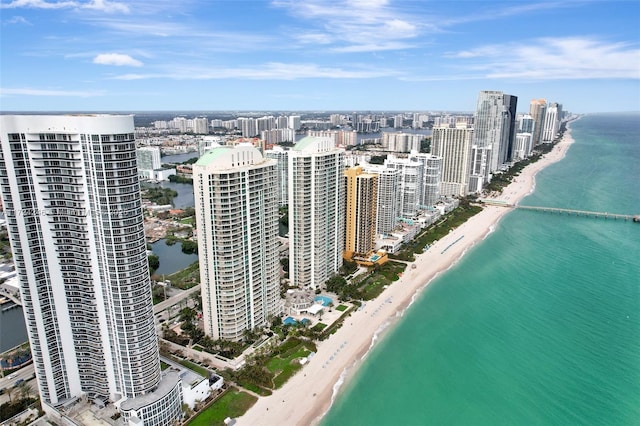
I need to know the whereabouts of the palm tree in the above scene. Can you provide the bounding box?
[16,380,32,400]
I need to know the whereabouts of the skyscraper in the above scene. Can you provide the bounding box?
[193,145,281,340]
[384,155,424,220]
[362,164,400,235]
[0,115,182,424]
[431,123,474,197]
[408,151,443,208]
[529,98,547,147]
[264,146,289,206]
[542,102,561,142]
[469,90,517,190]
[288,136,345,289]
[343,167,377,260]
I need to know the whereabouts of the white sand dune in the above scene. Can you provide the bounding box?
[237,127,576,426]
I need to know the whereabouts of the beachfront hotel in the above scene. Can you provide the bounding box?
[343,166,378,260]
[194,145,282,340]
[0,115,183,424]
[288,136,345,289]
[431,123,474,197]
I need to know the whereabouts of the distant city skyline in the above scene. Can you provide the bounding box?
[1,0,639,113]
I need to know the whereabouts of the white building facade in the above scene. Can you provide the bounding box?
[264,146,289,206]
[288,136,345,289]
[194,145,282,340]
[363,164,400,235]
[0,115,182,424]
[431,124,474,197]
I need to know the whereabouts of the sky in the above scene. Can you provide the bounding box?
[0,0,639,113]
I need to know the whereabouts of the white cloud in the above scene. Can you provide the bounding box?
[3,15,32,24]
[1,0,129,13]
[273,0,421,53]
[0,87,103,97]
[111,62,401,80]
[93,53,143,67]
[449,37,640,80]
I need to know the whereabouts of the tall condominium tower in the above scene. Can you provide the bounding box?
[136,146,161,179]
[542,102,562,142]
[529,99,547,147]
[513,132,533,161]
[469,90,517,190]
[288,136,345,289]
[363,164,400,235]
[344,166,377,260]
[384,155,424,220]
[0,115,182,424]
[264,146,289,206]
[194,145,281,341]
[408,151,442,208]
[431,123,474,197]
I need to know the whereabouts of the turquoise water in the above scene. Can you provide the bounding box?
[322,114,640,425]
[315,296,334,306]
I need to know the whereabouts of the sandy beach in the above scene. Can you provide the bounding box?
[237,126,576,426]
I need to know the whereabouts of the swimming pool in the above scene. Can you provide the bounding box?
[314,295,333,306]
[283,316,297,326]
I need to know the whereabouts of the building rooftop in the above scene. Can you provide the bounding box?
[195,146,234,166]
[119,371,181,411]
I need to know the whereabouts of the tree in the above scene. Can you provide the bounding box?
[181,240,198,254]
[16,381,32,400]
[148,254,160,273]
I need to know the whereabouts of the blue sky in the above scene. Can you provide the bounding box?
[1,0,639,113]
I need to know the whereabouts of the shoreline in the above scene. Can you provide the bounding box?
[237,122,577,426]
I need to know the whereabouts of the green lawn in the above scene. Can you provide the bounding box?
[335,304,348,312]
[266,344,313,389]
[165,261,200,289]
[179,359,209,377]
[187,388,257,426]
[180,216,195,226]
[358,262,407,300]
[160,361,170,371]
[312,323,327,331]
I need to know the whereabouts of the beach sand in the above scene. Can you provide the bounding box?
[237,127,576,426]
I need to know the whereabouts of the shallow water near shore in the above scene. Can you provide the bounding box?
[322,113,640,425]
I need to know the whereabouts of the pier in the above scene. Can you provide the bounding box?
[480,199,639,222]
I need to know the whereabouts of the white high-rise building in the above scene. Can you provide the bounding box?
[542,103,561,142]
[513,133,533,161]
[382,132,422,153]
[194,145,281,340]
[265,146,289,206]
[136,146,162,179]
[409,151,442,208]
[0,115,182,424]
[288,115,301,131]
[288,136,345,289]
[431,123,474,197]
[193,117,209,134]
[384,155,424,220]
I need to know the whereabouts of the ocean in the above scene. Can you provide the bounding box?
[322,113,640,425]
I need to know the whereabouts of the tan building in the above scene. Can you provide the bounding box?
[344,166,378,261]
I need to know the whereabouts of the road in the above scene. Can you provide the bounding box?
[153,284,200,314]
[0,363,35,404]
